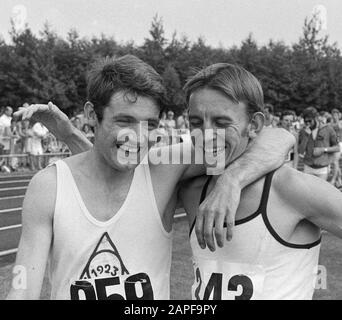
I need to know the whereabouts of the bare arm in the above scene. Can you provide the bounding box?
[6,167,56,299]
[326,145,341,153]
[14,102,92,154]
[63,126,93,154]
[275,166,342,238]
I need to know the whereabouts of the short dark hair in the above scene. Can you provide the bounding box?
[183,63,264,118]
[87,55,167,122]
[303,107,318,119]
[264,103,274,113]
[82,123,93,131]
[280,110,294,120]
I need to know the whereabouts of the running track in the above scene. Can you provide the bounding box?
[0,172,186,260]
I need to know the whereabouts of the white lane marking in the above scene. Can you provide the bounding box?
[0,248,18,257]
[0,224,22,232]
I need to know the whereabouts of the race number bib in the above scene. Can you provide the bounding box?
[69,232,154,300]
[192,258,266,300]
[70,272,154,300]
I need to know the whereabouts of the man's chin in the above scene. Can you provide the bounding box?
[203,159,230,175]
[114,149,141,170]
[112,159,139,172]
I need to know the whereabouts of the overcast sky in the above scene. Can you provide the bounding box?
[1,0,341,48]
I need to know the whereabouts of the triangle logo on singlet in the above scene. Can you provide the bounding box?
[79,232,129,280]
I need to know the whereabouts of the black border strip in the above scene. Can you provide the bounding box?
[189,210,262,237]
[189,172,272,237]
[261,209,322,249]
[189,218,196,237]
[235,210,261,226]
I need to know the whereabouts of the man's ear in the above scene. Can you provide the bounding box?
[248,112,265,139]
[84,102,97,126]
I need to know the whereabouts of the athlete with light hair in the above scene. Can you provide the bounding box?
[179,63,342,300]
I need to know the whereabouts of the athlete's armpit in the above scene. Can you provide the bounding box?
[274,166,342,239]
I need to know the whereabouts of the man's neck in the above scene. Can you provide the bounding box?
[281,125,290,132]
[317,121,325,130]
[310,121,319,131]
[86,149,134,185]
[265,116,273,126]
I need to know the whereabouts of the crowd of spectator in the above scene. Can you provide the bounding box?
[261,104,342,189]
[0,103,95,173]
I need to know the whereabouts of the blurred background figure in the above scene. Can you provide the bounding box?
[8,118,20,171]
[318,110,328,125]
[330,108,342,188]
[155,111,168,147]
[176,110,189,131]
[264,103,274,128]
[70,110,86,127]
[71,117,83,131]
[20,119,32,170]
[164,110,176,134]
[280,110,299,169]
[82,124,95,144]
[0,106,13,156]
[164,110,177,144]
[158,111,167,129]
[27,121,49,171]
[292,113,302,131]
[176,109,190,144]
[0,106,13,129]
[272,115,280,128]
[43,131,66,166]
[299,107,340,181]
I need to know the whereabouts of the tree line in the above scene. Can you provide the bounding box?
[0,14,341,117]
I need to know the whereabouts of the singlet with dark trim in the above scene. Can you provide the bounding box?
[48,160,173,300]
[190,171,321,300]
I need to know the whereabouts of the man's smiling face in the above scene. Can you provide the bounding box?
[94,91,160,171]
[188,87,251,169]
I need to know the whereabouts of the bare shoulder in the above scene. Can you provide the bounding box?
[23,165,57,222]
[272,165,335,214]
[272,165,310,197]
[28,165,57,194]
[261,127,295,141]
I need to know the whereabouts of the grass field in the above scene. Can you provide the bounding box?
[1,217,342,300]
